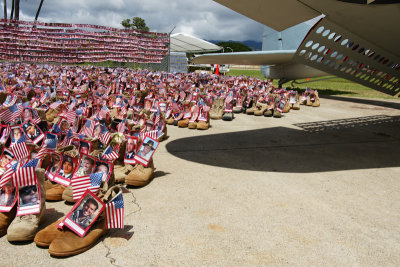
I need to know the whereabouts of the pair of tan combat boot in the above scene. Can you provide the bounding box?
[34,185,122,257]
[0,168,46,241]
[114,159,155,186]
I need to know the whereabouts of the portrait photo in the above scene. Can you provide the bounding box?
[0,148,14,176]
[79,140,91,155]
[46,152,61,180]
[22,119,44,144]
[19,185,40,207]
[124,136,138,164]
[64,191,105,237]
[94,161,111,182]
[134,137,159,166]
[0,180,17,210]
[56,155,75,180]
[58,118,71,133]
[10,125,23,145]
[74,155,96,178]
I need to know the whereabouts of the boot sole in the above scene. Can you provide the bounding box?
[46,195,63,201]
[7,233,36,242]
[48,231,109,257]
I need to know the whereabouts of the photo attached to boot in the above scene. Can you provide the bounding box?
[79,140,91,155]
[53,154,77,186]
[276,99,286,113]
[94,160,112,182]
[158,101,167,113]
[198,106,210,122]
[124,136,138,165]
[0,148,15,176]
[150,98,159,112]
[134,136,159,167]
[46,152,62,181]
[58,118,71,134]
[74,154,96,178]
[10,125,23,145]
[63,190,105,237]
[21,119,44,144]
[0,180,17,212]
[17,184,40,215]
[183,104,191,119]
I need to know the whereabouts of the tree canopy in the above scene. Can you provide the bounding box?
[216,42,252,52]
[121,17,150,32]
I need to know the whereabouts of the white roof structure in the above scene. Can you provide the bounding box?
[170,33,222,53]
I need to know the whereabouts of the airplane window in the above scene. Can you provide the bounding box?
[312,43,319,50]
[318,46,325,53]
[331,51,338,58]
[334,35,342,42]
[305,41,313,47]
[311,55,318,61]
[322,29,330,37]
[328,33,336,40]
[316,26,324,34]
[341,39,348,46]
[352,44,359,50]
[298,50,306,56]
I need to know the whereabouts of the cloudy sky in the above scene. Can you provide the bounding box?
[1,0,265,42]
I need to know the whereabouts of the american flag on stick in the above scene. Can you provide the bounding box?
[0,162,18,187]
[82,119,95,137]
[14,158,40,188]
[0,104,21,124]
[141,130,158,141]
[49,100,62,110]
[99,124,111,145]
[11,135,29,160]
[71,172,103,201]
[101,146,119,162]
[117,119,126,134]
[105,192,124,229]
[99,105,110,119]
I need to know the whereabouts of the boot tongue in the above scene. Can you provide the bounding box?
[101,185,122,203]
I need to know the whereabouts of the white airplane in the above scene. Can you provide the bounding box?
[191,0,400,96]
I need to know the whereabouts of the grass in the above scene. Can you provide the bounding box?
[226,69,399,100]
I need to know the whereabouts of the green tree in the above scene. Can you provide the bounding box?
[216,41,252,52]
[121,17,149,32]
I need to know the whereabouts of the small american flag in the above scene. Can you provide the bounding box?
[60,129,75,146]
[0,104,20,124]
[40,91,50,104]
[101,146,119,162]
[105,192,124,229]
[121,105,127,116]
[71,172,103,201]
[49,100,62,110]
[0,162,18,187]
[154,110,161,127]
[141,130,158,140]
[117,119,126,134]
[61,111,76,125]
[11,135,29,160]
[99,124,111,145]
[99,105,110,119]
[14,158,40,188]
[82,119,95,137]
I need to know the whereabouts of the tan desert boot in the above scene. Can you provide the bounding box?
[34,219,64,247]
[177,119,189,128]
[48,186,122,257]
[0,205,17,237]
[7,168,46,242]
[125,160,155,187]
[46,184,66,201]
[62,185,74,203]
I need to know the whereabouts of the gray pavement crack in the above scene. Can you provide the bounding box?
[102,236,122,267]
[101,186,141,267]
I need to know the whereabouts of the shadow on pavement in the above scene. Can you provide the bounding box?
[166,115,400,173]
[321,95,400,110]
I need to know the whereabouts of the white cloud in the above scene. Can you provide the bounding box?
[1,0,264,42]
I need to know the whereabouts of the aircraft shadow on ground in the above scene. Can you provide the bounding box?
[321,95,400,110]
[166,115,400,173]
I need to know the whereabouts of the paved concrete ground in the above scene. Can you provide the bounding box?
[2,96,400,266]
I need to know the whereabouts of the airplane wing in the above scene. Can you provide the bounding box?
[191,50,296,65]
[213,0,400,96]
